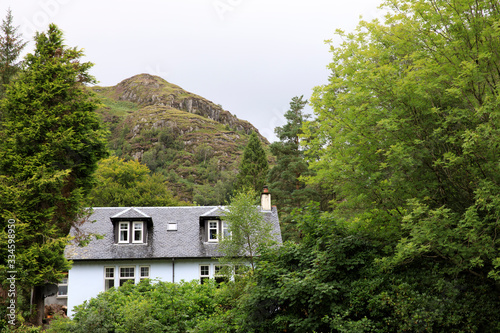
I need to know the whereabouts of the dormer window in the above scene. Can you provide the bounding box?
[205,219,229,243]
[132,222,143,243]
[119,222,129,243]
[116,221,146,244]
[208,221,218,242]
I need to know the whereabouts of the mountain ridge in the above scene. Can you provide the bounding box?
[92,74,269,203]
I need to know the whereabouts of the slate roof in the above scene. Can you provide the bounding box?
[65,206,281,261]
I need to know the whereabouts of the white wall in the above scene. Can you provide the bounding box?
[67,259,220,317]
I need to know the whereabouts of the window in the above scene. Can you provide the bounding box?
[208,221,218,242]
[119,266,135,286]
[104,267,115,290]
[222,221,230,239]
[116,221,146,244]
[140,266,150,280]
[199,265,210,284]
[167,223,178,231]
[132,222,143,243]
[119,222,129,243]
[57,274,68,297]
[214,265,229,284]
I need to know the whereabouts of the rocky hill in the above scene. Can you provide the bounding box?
[92,74,268,203]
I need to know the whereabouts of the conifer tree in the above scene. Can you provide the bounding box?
[267,96,319,240]
[236,132,268,193]
[0,24,108,325]
[0,9,26,98]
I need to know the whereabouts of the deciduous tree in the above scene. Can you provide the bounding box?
[218,189,276,273]
[88,156,187,207]
[306,0,500,302]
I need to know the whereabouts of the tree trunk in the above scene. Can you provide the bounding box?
[31,285,44,326]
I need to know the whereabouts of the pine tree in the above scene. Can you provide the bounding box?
[0,24,108,325]
[267,96,321,240]
[236,132,268,193]
[0,8,26,98]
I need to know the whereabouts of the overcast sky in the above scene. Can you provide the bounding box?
[4,0,385,142]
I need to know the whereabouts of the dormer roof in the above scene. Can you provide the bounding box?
[64,206,282,261]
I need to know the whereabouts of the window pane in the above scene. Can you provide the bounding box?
[58,285,68,296]
[200,265,209,276]
[120,267,134,278]
[223,222,230,239]
[209,221,218,240]
[105,267,114,278]
[140,266,149,278]
[105,279,114,290]
[132,222,143,242]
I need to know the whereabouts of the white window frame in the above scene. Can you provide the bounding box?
[208,220,219,242]
[104,266,115,291]
[119,222,129,243]
[139,266,150,280]
[132,221,144,243]
[222,221,230,239]
[119,266,135,286]
[57,274,68,298]
[199,264,210,284]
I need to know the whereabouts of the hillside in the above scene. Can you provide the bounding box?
[92,74,269,203]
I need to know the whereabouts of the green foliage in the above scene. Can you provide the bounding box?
[236,132,268,193]
[219,189,276,273]
[47,279,221,333]
[0,9,26,99]
[306,0,500,277]
[267,96,325,241]
[88,156,188,207]
[0,24,107,324]
[235,204,500,332]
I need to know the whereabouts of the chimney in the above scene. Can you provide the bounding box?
[261,186,272,211]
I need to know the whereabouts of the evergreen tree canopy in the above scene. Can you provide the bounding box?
[0,8,25,98]
[267,96,321,239]
[0,24,108,325]
[236,131,268,193]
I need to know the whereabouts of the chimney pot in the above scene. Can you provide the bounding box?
[261,186,271,211]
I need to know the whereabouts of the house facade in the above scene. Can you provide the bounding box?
[53,192,281,316]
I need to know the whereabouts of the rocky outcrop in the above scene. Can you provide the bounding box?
[106,74,262,139]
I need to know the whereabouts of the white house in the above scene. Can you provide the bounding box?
[52,190,281,316]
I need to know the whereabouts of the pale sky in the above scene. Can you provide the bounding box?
[4,0,385,142]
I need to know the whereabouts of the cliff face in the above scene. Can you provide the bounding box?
[92,74,268,202]
[99,74,260,135]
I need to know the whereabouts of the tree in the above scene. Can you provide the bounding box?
[0,8,26,98]
[306,0,500,308]
[88,156,188,207]
[0,24,108,325]
[218,189,275,273]
[267,96,323,240]
[236,132,268,193]
[237,204,500,332]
